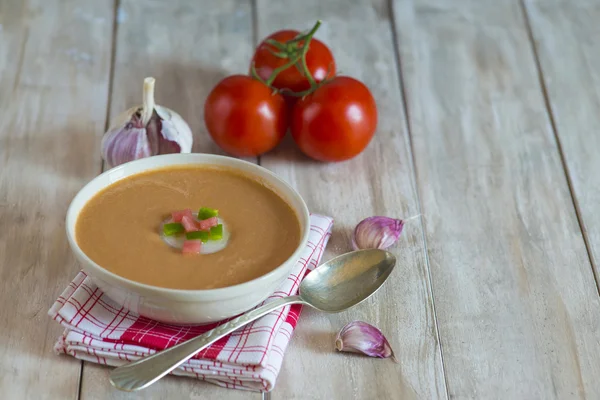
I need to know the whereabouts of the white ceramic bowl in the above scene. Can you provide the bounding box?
[65,153,310,324]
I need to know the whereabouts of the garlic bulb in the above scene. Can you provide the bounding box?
[101,77,193,168]
[335,321,397,362]
[352,216,404,250]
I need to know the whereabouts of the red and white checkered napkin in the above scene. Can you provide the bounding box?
[48,214,333,392]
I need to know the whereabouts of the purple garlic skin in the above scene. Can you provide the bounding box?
[101,111,185,167]
[335,321,397,362]
[101,112,152,168]
[352,216,404,250]
[101,77,193,168]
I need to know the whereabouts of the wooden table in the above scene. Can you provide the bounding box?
[2,0,600,398]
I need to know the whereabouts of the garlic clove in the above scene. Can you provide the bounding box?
[335,321,397,362]
[100,77,193,168]
[101,125,152,168]
[352,216,404,251]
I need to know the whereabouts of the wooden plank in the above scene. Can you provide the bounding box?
[392,0,600,398]
[79,0,260,398]
[525,0,600,284]
[256,1,446,399]
[103,0,254,157]
[0,0,113,398]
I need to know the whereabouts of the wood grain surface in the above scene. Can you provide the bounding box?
[2,0,600,398]
[525,0,600,284]
[257,0,444,399]
[79,0,259,398]
[0,0,113,398]
[393,0,600,398]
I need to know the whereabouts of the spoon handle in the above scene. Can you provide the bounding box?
[109,295,303,392]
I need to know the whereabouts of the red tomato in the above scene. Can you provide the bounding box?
[251,30,336,93]
[204,75,288,157]
[291,77,378,162]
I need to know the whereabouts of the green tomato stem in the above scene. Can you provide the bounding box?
[285,27,315,45]
[279,82,324,98]
[267,48,291,59]
[250,63,268,85]
[259,20,323,91]
[265,38,288,50]
[265,53,303,86]
[298,20,321,88]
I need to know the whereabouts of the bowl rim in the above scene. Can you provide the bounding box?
[65,153,311,298]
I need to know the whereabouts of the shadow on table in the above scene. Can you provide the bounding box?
[259,133,320,166]
[288,312,419,399]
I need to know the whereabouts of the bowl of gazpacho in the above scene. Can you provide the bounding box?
[65,153,310,324]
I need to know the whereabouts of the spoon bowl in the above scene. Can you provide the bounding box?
[110,248,396,391]
[299,249,396,312]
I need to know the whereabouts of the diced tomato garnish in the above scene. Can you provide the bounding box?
[182,240,202,254]
[181,215,199,232]
[198,216,218,231]
[172,209,193,223]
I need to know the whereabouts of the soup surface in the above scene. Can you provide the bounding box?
[75,165,302,290]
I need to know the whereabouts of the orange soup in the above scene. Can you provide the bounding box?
[75,166,302,290]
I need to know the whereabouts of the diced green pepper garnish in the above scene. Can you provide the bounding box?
[186,230,210,242]
[163,222,184,236]
[197,207,219,220]
[209,224,223,240]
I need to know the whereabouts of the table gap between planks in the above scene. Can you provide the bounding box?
[393,1,600,399]
[1,0,600,399]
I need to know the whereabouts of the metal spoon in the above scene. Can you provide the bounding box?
[110,248,396,391]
